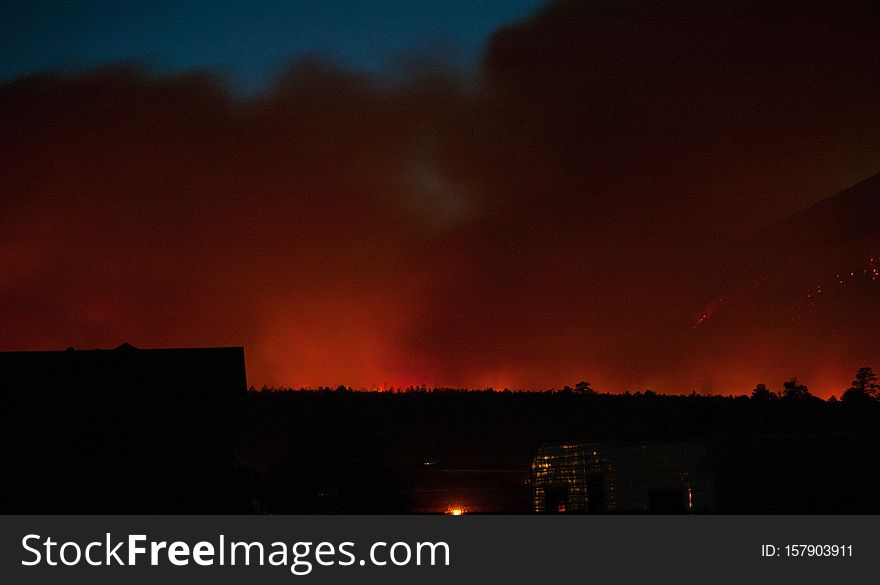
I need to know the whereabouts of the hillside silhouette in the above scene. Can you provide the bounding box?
[682,173,880,392]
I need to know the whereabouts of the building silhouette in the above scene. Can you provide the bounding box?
[1,344,245,513]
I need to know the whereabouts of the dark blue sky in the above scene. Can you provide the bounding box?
[1,0,545,92]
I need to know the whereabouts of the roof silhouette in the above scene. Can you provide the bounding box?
[1,345,246,513]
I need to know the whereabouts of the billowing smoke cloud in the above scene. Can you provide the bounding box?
[2,1,879,394]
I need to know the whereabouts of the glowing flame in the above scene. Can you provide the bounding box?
[692,254,879,327]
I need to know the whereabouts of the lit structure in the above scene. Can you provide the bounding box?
[531,441,715,513]
[531,443,614,513]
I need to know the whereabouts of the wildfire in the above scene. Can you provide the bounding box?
[692,255,879,328]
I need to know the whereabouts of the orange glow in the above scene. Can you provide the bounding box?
[447,506,466,516]
[1,65,878,399]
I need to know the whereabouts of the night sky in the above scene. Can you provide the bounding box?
[2,0,879,394]
[1,0,544,91]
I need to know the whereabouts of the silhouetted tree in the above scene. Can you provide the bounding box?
[842,367,879,403]
[751,383,777,400]
[782,377,810,400]
[574,380,595,394]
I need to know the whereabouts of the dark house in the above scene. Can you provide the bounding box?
[1,344,246,513]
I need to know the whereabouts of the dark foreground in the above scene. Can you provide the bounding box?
[235,388,880,514]
[3,346,879,514]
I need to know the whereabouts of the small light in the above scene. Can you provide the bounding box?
[447,506,465,516]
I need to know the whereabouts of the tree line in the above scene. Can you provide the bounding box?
[251,366,880,403]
